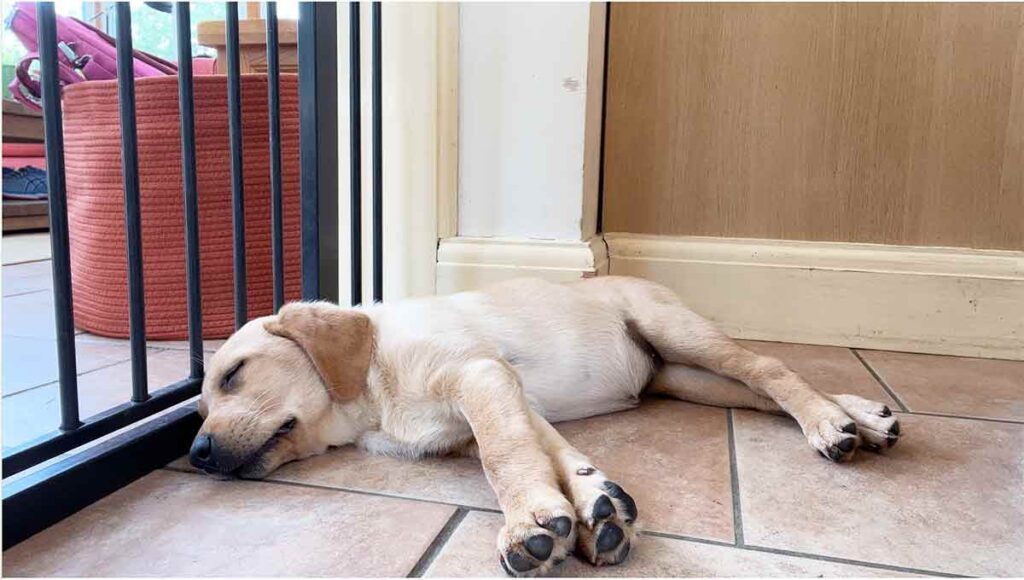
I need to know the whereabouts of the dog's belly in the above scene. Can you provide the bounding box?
[460,278,660,423]
[508,327,657,423]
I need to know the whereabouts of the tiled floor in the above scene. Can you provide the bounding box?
[3,237,1023,577]
[2,243,222,449]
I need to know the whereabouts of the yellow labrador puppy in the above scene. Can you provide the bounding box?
[191,276,900,576]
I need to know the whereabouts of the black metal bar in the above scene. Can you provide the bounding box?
[371,1,383,303]
[226,2,247,329]
[298,2,320,301]
[349,2,362,306]
[115,2,149,404]
[37,2,81,431]
[1,378,202,478]
[595,2,612,234]
[297,2,339,302]
[2,404,203,550]
[317,7,340,305]
[266,1,285,312]
[175,3,204,378]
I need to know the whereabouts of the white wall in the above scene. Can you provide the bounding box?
[458,3,596,241]
[337,4,440,303]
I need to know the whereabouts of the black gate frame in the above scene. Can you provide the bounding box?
[2,1,382,549]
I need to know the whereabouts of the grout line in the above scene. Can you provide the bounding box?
[1,257,53,266]
[2,287,52,299]
[739,544,967,578]
[162,466,504,513]
[1,346,176,399]
[894,410,1024,426]
[160,467,972,577]
[2,356,142,399]
[641,530,734,547]
[406,507,469,578]
[641,530,963,577]
[726,409,745,547]
[851,348,910,412]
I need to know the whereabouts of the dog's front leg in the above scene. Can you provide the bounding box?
[448,359,576,577]
[529,410,637,567]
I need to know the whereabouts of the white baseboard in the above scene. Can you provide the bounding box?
[436,236,608,295]
[605,233,1024,361]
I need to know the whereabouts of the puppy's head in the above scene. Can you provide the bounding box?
[190,302,373,479]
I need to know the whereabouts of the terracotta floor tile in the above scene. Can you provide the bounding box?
[738,340,895,404]
[733,411,1024,576]
[255,399,733,541]
[3,349,202,449]
[2,470,455,577]
[557,399,734,541]
[426,512,910,577]
[269,445,499,509]
[2,261,52,296]
[2,335,134,396]
[858,349,1024,421]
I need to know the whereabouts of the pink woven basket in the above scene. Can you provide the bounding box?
[62,74,303,339]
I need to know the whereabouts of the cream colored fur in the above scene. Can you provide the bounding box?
[194,276,901,576]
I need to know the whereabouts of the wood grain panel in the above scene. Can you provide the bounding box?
[602,3,1024,250]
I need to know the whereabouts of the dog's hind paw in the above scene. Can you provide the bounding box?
[568,472,637,566]
[802,394,902,462]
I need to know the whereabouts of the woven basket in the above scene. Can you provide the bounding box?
[62,75,303,339]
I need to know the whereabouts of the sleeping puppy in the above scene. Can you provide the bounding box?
[190,275,901,576]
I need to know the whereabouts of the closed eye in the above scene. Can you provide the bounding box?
[222,361,244,392]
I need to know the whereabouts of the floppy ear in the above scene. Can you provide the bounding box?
[263,303,373,402]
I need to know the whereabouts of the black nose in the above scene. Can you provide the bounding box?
[189,433,216,469]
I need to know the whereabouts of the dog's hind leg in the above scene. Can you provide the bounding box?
[529,411,636,568]
[649,363,782,413]
[577,277,901,461]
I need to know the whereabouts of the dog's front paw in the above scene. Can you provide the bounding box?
[567,469,637,567]
[497,496,576,577]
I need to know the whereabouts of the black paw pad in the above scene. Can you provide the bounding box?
[841,422,858,435]
[507,552,537,572]
[525,534,554,561]
[543,516,573,538]
[592,495,615,521]
[602,481,638,523]
[837,437,856,452]
[596,523,625,553]
[888,422,901,436]
[880,406,892,417]
[886,435,898,448]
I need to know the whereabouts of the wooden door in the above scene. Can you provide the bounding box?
[602,3,1024,251]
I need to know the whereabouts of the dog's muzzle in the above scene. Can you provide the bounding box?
[189,433,220,472]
